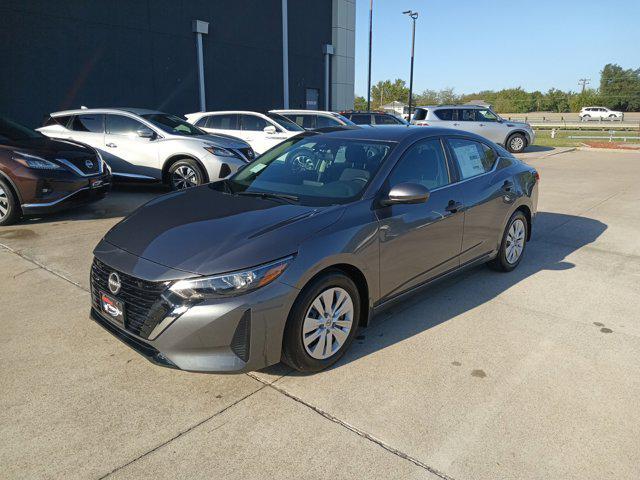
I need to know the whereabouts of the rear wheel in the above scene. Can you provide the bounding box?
[282,271,360,372]
[168,159,205,190]
[489,211,528,272]
[582,114,591,122]
[0,179,20,226]
[506,133,526,153]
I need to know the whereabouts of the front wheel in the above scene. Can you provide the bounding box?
[0,179,21,226]
[489,211,528,272]
[282,271,360,372]
[506,133,527,153]
[168,159,205,190]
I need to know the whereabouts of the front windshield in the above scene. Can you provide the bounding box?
[225,134,394,206]
[266,113,305,132]
[141,113,205,136]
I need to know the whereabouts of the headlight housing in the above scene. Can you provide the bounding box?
[169,256,294,300]
[204,145,235,157]
[13,152,64,170]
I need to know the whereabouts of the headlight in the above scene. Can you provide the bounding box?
[169,256,294,300]
[204,146,235,157]
[13,152,64,170]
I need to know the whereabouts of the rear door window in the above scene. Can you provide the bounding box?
[447,138,498,179]
[208,114,239,130]
[70,114,104,133]
[350,114,372,125]
[434,109,455,121]
[374,114,400,125]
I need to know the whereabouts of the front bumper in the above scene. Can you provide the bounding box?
[20,172,111,215]
[90,255,299,373]
[201,152,246,181]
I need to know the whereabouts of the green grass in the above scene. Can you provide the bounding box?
[533,130,585,148]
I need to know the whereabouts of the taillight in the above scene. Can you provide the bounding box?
[533,170,540,181]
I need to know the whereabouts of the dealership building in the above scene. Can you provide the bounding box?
[1,0,356,127]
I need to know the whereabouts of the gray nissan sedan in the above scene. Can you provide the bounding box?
[91,126,538,373]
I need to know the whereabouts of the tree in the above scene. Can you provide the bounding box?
[370,79,409,109]
[600,63,640,111]
[354,96,367,111]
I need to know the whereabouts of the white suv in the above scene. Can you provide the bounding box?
[39,108,254,190]
[579,107,624,122]
[412,105,535,153]
[185,111,304,155]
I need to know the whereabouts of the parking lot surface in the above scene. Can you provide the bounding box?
[1,148,639,480]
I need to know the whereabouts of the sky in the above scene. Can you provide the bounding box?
[354,0,640,97]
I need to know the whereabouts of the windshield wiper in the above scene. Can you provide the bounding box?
[237,191,299,203]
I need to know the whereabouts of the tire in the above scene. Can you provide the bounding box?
[0,178,21,226]
[488,210,528,272]
[506,133,527,153]
[282,271,361,372]
[168,159,205,190]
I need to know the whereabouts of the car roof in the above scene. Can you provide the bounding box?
[51,107,164,116]
[416,104,486,109]
[301,125,481,142]
[270,109,339,116]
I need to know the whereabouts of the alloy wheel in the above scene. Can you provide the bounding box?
[505,218,526,264]
[302,287,354,360]
[172,165,199,189]
[0,185,8,219]
[510,136,525,152]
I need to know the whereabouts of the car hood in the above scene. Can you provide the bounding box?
[504,120,531,129]
[2,137,94,158]
[103,184,344,276]
[194,133,251,149]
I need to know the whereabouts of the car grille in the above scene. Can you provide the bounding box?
[90,258,170,339]
[59,155,102,176]
[234,147,255,162]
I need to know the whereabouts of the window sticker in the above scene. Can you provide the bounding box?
[455,144,484,178]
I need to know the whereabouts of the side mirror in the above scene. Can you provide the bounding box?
[263,125,277,135]
[381,182,430,206]
[137,128,154,139]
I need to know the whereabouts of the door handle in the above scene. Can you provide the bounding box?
[479,123,485,127]
[502,180,514,192]
[106,143,117,148]
[453,123,460,126]
[445,200,464,213]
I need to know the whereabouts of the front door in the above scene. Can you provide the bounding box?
[377,137,465,301]
[103,114,160,179]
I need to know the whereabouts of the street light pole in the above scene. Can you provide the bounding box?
[403,10,418,121]
[367,0,373,111]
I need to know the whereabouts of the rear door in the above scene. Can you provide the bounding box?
[103,114,160,178]
[456,108,483,136]
[445,136,514,264]
[431,108,458,129]
[349,114,373,125]
[200,113,240,137]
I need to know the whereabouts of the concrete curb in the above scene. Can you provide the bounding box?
[577,146,640,153]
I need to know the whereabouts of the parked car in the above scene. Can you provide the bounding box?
[579,107,624,122]
[184,111,304,154]
[39,108,253,190]
[411,105,535,153]
[0,116,111,226]
[90,126,538,373]
[340,111,409,126]
[272,109,357,130]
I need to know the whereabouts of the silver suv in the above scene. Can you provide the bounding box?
[39,108,253,190]
[411,105,535,153]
